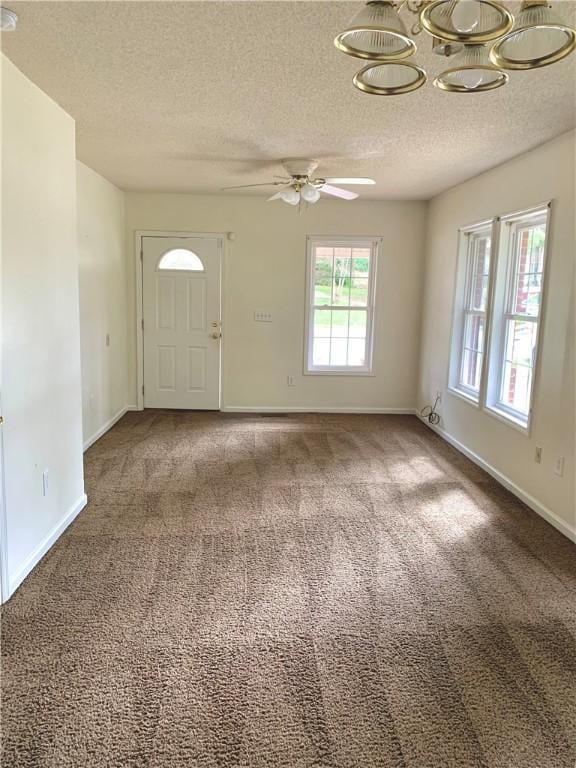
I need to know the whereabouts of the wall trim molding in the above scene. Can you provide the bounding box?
[221,406,417,414]
[7,493,88,600]
[419,416,575,544]
[83,405,137,451]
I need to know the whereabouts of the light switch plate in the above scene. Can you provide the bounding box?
[254,311,272,323]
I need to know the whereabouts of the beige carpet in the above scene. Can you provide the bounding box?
[2,411,575,768]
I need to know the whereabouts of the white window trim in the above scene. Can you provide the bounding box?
[447,218,496,404]
[304,236,380,376]
[483,203,551,434]
[446,203,552,437]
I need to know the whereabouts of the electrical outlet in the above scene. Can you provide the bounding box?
[554,456,565,477]
[42,469,49,497]
[535,446,542,464]
[254,311,272,323]
[287,375,295,387]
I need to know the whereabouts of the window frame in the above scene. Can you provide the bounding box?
[447,202,552,435]
[304,235,380,376]
[484,204,551,433]
[448,218,496,405]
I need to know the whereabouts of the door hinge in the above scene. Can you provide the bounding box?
[141,318,144,331]
[142,385,145,395]
[140,250,143,262]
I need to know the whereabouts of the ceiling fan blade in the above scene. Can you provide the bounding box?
[323,177,376,185]
[320,184,359,201]
[222,182,284,190]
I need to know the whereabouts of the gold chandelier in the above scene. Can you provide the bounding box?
[335,1,576,95]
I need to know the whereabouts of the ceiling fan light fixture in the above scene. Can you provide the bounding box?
[353,60,427,95]
[432,36,464,56]
[0,6,17,31]
[335,0,416,61]
[435,43,508,91]
[279,186,300,205]
[300,183,321,203]
[420,0,514,43]
[490,0,576,69]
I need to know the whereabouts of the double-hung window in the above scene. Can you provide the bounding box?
[448,204,550,432]
[485,207,549,427]
[305,237,379,374]
[449,222,493,402]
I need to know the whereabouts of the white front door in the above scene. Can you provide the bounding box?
[142,235,221,409]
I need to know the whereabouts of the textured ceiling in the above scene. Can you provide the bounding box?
[2,1,576,199]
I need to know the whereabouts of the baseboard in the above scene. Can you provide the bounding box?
[221,406,417,414]
[419,416,576,544]
[7,493,88,600]
[83,405,136,451]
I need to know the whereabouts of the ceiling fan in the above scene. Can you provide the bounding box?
[223,159,376,206]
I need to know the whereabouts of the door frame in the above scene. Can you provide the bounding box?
[0,395,9,603]
[134,230,227,411]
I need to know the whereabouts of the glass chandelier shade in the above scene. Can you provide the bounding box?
[353,61,427,95]
[434,43,509,91]
[420,0,514,43]
[279,187,300,205]
[334,1,416,61]
[334,1,576,94]
[490,1,576,69]
[300,183,321,203]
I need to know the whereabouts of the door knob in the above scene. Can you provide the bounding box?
[211,332,222,339]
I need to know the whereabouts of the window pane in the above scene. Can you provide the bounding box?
[333,253,352,306]
[350,278,369,306]
[315,247,333,265]
[501,361,532,415]
[469,236,490,311]
[461,349,482,391]
[314,248,333,305]
[347,338,366,366]
[499,319,537,415]
[312,338,330,366]
[504,319,537,367]
[463,314,484,354]
[512,224,546,317]
[514,273,542,316]
[158,248,204,271]
[313,309,331,338]
[352,252,370,276]
[334,247,353,262]
[348,310,367,339]
[331,310,349,337]
[330,338,348,366]
[332,276,351,306]
[314,281,332,306]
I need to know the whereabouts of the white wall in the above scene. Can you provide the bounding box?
[125,194,427,411]
[1,56,85,597]
[418,131,575,538]
[77,162,129,447]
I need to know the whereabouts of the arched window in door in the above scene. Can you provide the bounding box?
[157,248,204,271]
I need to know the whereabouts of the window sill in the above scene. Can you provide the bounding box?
[304,368,375,377]
[447,386,480,408]
[484,404,530,435]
